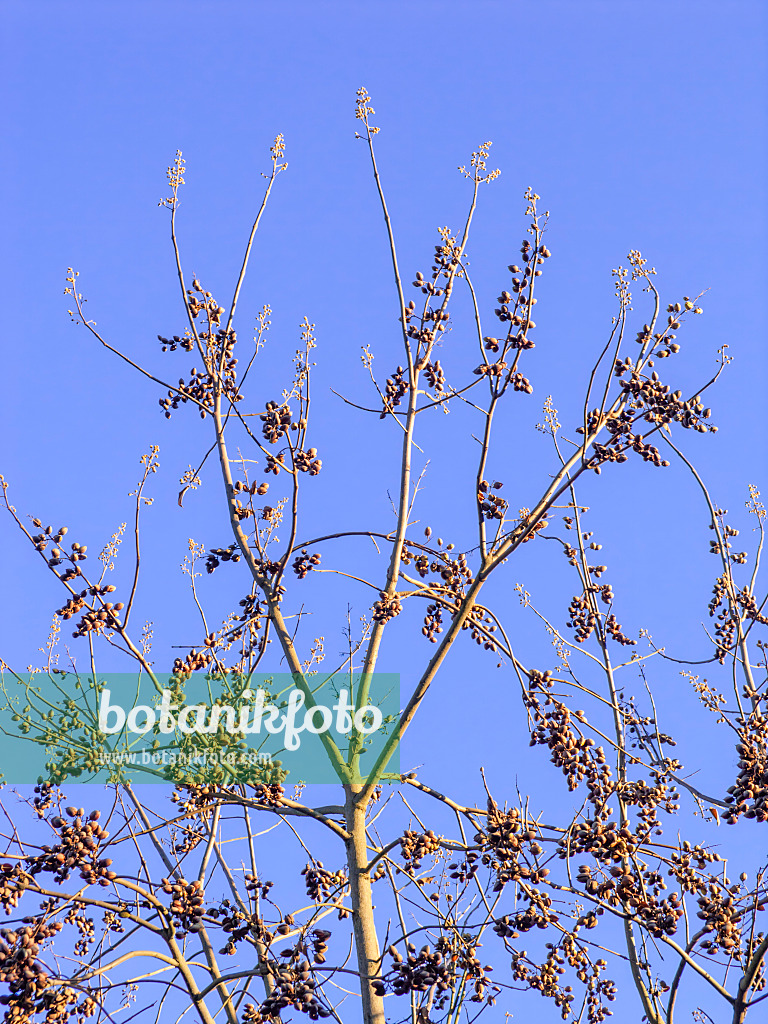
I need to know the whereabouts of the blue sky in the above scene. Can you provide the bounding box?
[2,0,766,766]
[1,2,766,1019]
[2,0,766,772]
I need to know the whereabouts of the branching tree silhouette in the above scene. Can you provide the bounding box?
[1,89,767,1024]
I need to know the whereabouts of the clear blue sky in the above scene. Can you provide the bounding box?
[2,0,766,764]
[2,0,766,763]
[1,3,766,1019]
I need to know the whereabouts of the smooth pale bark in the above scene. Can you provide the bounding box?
[346,787,386,1024]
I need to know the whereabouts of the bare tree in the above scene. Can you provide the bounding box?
[1,88,767,1024]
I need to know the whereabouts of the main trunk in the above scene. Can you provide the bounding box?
[345,787,386,1024]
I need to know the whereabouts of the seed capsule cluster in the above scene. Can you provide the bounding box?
[474,807,548,890]
[261,401,293,443]
[160,877,205,936]
[725,722,768,824]
[376,937,500,1009]
[423,359,445,393]
[0,866,29,916]
[257,959,333,1020]
[292,550,321,579]
[528,699,608,795]
[205,544,241,574]
[26,808,113,886]
[171,649,213,680]
[0,922,99,1024]
[399,830,441,874]
[381,366,408,418]
[301,863,347,902]
[372,592,402,623]
[378,943,452,997]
